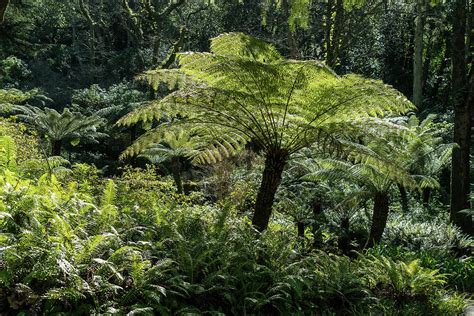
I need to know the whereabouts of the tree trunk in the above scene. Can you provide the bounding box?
[311,197,323,247]
[171,157,183,195]
[282,0,298,58]
[422,187,431,209]
[413,0,424,108]
[398,184,409,213]
[329,0,344,69]
[366,192,390,248]
[161,26,186,69]
[338,216,350,254]
[0,0,10,23]
[129,125,138,145]
[450,0,473,235]
[252,150,288,232]
[297,222,305,238]
[51,140,62,156]
[325,0,334,66]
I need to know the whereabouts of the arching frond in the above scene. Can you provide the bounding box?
[209,32,283,62]
[125,124,247,166]
[11,105,106,143]
[121,33,413,171]
[0,135,17,171]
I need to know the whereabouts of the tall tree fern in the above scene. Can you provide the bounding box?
[12,106,106,156]
[119,32,413,231]
[303,134,440,247]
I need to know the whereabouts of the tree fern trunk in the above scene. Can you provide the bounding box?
[422,188,431,209]
[366,192,390,248]
[171,157,183,194]
[311,198,323,247]
[297,222,305,238]
[252,150,288,232]
[398,184,409,212]
[338,216,350,254]
[51,140,62,156]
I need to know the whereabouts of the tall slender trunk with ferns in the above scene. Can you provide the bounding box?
[171,157,184,195]
[311,198,323,247]
[366,192,390,247]
[338,216,350,254]
[51,140,62,156]
[0,0,10,23]
[422,187,431,209]
[450,0,473,235]
[252,150,289,232]
[398,184,409,212]
[282,0,298,58]
[325,0,334,65]
[297,222,305,238]
[413,0,424,108]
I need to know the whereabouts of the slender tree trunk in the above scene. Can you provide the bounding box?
[450,0,473,235]
[413,0,424,108]
[398,184,409,212]
[252,150,288,232]
[432,31,451,106]
[311,197,323,247]
[422,27,433,96]
[51,140,62,156]
[338,216,350,254]
[129,125,138,144]
[171,157,183,195]
[0,0,10,23]
[282,0,298,58]
[366,192,390,248]
[422,188,431,209]
[329,0,344,69]
[297,222,305,238]
[325,0,334,66]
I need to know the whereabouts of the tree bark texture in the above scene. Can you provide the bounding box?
[0,0,10,23]
[422,187,431,209]
[450,0,473,235]
[398,184,409,213]
[252,150,288,232]
[366,192,390,248]
[51,140,62,156]
[413,0,424,108]
[171,157,184,195]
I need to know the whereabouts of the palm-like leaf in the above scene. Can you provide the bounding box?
[12,105,106,144]
[119,32,413,157]
[131,124,246,165]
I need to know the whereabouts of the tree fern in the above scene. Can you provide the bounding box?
[12,105,106,156]
[119,32,413,231]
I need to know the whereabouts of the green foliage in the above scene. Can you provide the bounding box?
[0,117,40,164]
[360,254,446,299]
[0,89,36,109]
[12,106,106,154]
[122,32,413,158]
[0,164,469,314]
[0,136,16,171]
[0,56,31,88]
